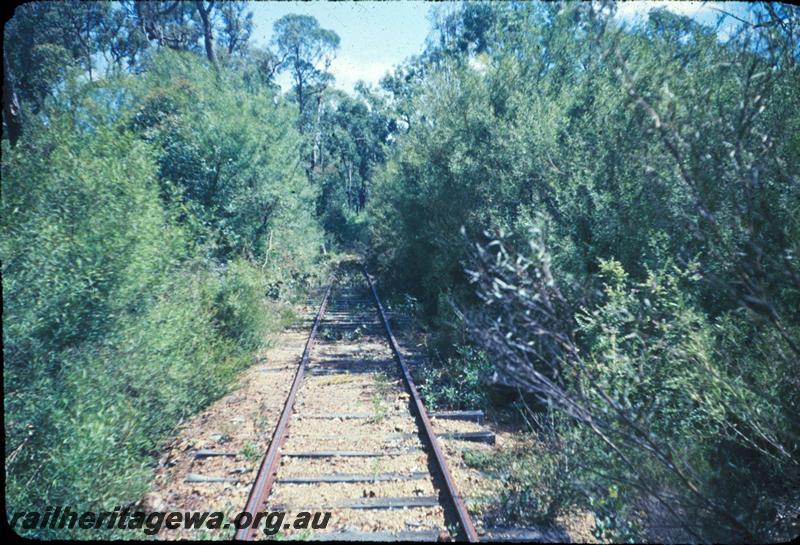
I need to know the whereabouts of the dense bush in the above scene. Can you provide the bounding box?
[370,3,799,541]
[2,52,325,537]
[128,52,323,277]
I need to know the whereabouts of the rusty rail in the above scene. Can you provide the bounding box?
[362,266,480,542]
[234,274,335,540]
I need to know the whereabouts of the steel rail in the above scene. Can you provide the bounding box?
[362,266,480,542]
[234,273,335,540]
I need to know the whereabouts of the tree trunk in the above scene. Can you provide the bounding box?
[196,1,217,66]
[311,94,323,170]
[295,67,305,132]
[359,179,366,212]
[347,161,354,210]
[3,54,22,146]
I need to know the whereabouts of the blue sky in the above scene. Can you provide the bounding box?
[249,1,754,93]
[249,1,435,92]
[614,1,752,33]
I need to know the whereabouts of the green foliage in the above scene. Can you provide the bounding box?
[129,52,321,266]
[572,261,798,540]
[576,260,715,443]
[212,259,269,355]
[315,88,392,250]
[2,110,228,535]
[241,442,263,463]
[462,410,583,527]
[588,484,641,544]
[470,234,799,541]
[418,345,492,411]
[2,50,325,538]
[4,1,113,111]
[370,2,800,541]
[2,110,179,370]
[321,204,370,250]
[272,14,340,132]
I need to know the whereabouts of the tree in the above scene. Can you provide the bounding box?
[271,14,340,136]
[95,5,149,73]
[128,51,318,263]
[131,0,203,53]
[218,1,253,57]
[311,83,393,247]
[3,1,107,113]
[430,1,497,58]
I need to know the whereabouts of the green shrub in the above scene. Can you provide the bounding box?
[470,235,799,541]
[212,259,268,355]
[371,3,799,540]
[2,71,303,537]
[418,345,492,411]
[128,51,324,274]
[462,410,584,527]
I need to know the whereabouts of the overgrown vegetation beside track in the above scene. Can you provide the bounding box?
[368,3,799,542]
[2,45,325,541]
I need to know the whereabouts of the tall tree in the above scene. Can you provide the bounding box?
[219,1,253,57]
[4,1,108,113]
[271,14,340,137]
[96,5,149,73]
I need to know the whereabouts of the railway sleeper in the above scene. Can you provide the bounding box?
[306,530,443,541]
[430,410,485,422]
[281,448,421,458]
[288,431,495,444]
[271,496,441,510]
[184,473,239,484]
[276,471,429,484]
[193,449,237,459]
[295,412,409,420]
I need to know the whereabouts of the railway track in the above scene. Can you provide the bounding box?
[234,262,479,541]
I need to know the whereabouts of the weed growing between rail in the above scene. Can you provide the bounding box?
[369,371,394,424]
